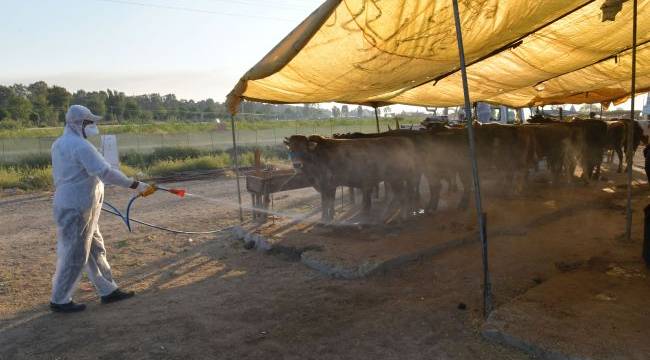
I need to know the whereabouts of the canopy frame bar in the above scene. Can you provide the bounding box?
[625,0,639,241]
[452,0,492,317]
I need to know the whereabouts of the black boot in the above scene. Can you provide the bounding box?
[50,301,86,313]
[101,289,135,304]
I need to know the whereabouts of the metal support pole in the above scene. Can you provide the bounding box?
[374,106,381,133]
[452,0,492,317]
[231,114,244,223]
[625,0,638,241]
[600,104,603,120]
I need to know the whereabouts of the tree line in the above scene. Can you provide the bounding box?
[0,81,389,129]
[0,81,233,128]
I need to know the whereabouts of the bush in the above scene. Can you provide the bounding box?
[0,166,53,191]
[151,146,205,161]
[19,167,53,190]
[120,164,145,179]
[0,167,21,189]
[0,119,21,130]
[121,146,215,168]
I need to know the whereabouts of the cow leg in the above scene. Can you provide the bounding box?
[392,181,408,221]
[384,182,393,203]
[372,184,380,200]
[616,147,624,172]
[320,191,329,222]
[427,178,442,214]
[326,189,336,222]
[448,175,458,193]
[406,178,417,216]
[320,187,336,223]
[348,187,356,204]
[624,147,636,172]
[412,175,422,209]
[361,188,372,218]
[457,171,470,210]
[593,152,604,180]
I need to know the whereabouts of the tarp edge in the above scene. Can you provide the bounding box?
[225,0,342,115]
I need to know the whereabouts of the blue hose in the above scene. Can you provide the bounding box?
[102,194,225,235]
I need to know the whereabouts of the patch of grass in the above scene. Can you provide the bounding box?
[0,145,287,191]
[0,166,53,191]
[0,168,21,189]
[4,153,52,169]
[19,167,53,190]
[120,164,145,179]
[121,146,220,168]
[0,116,425,139]
[148,154,232,176]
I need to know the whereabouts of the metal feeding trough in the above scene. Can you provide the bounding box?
[245,150,312,221]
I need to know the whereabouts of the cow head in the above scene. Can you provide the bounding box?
[284,135,317,172]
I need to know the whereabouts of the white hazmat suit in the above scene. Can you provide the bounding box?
[50,105,147,305]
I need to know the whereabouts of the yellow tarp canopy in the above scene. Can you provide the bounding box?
[226,0,649,113]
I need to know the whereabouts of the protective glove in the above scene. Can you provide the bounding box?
[135,182,156,197]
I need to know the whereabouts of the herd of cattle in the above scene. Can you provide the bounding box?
[285,117,648,222]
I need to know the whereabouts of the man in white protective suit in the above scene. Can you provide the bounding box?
[49,105,153,313]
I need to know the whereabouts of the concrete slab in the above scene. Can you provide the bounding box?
[483,262,650,360]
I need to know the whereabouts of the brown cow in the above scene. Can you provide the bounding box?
[567,119,608,181]
[473,123,539,193]
[285,135,418,222]
[523,123,574,183]
[334,128,471,213]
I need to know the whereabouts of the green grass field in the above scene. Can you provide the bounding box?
[0,117,422,162]
[0,145,284,191]
[0,116,424,191]
[0,117,421,139]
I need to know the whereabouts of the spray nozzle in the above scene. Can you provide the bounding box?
[156,186,186,198]
[167,188,186,198]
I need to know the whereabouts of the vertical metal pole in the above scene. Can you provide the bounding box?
[452,0,492,317]
[625,0,638,241]
[231,114,244,223]
[600,104,603,120]
[374,106,381,133]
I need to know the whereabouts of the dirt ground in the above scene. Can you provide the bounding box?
[1,156,649,359]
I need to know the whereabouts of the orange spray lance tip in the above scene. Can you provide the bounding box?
[168,189,186,198]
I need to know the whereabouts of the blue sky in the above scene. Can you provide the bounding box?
[0,0,321,100]
[1,0,646,111]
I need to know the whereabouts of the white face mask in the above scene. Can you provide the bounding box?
[84,124,100,138]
